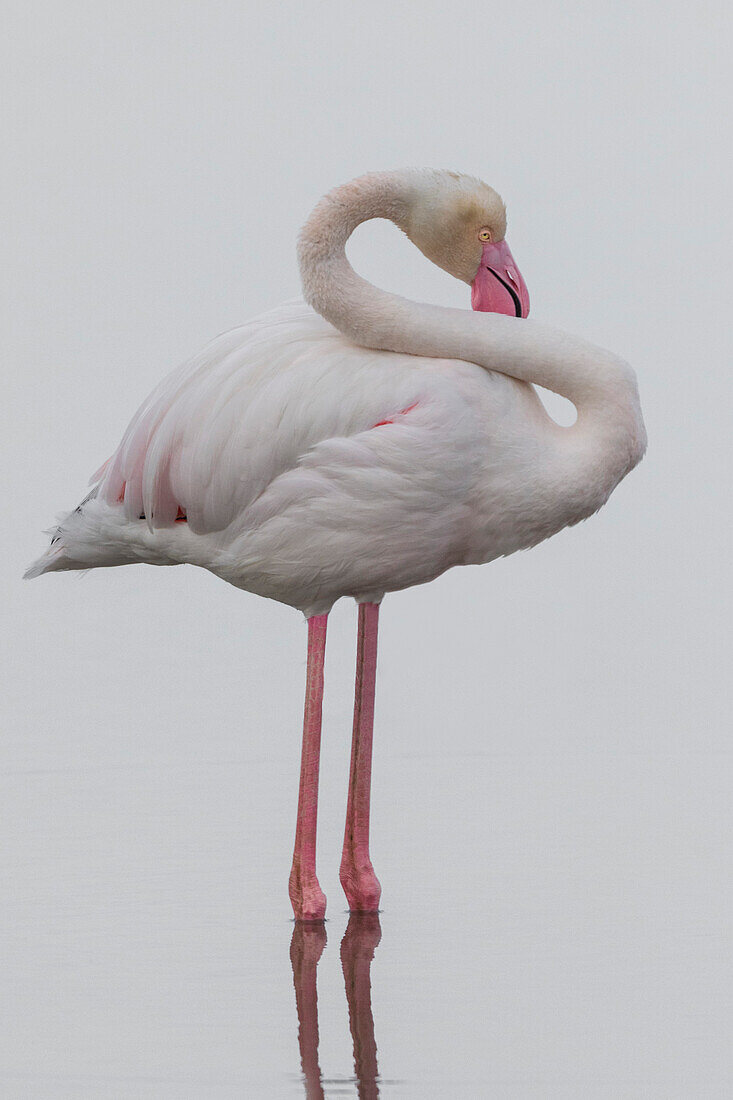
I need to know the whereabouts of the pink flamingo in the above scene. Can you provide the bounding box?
[26,170,646,920]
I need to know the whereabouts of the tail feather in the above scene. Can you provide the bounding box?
[24,484,180,580]
[24,487,100,579]
[23,543,68,579]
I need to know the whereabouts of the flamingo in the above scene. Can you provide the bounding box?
[26,169,646,921]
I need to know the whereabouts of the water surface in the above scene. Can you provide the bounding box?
[1,739,728,1097]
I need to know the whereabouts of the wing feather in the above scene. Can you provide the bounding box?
[94,302,432,536]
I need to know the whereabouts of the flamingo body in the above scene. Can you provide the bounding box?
[28,300,586,616]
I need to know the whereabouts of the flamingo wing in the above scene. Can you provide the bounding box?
[94,302,479,542]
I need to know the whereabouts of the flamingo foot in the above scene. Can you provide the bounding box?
[289,872,327,922]
[339,859,381,913]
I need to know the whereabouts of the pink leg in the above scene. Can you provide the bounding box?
[340,602,382,912]
[289,614,328,921]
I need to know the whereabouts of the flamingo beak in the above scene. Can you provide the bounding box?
[471,240,530,318]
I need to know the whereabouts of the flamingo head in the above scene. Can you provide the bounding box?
[403,169,529,318]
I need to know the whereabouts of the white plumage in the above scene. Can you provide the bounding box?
[26,169,646,619]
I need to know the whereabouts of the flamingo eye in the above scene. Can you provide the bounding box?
[478,228,492,242]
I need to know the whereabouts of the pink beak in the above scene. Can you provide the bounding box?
[471,240,530,318]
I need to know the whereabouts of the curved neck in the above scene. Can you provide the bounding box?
[298,171,646,466]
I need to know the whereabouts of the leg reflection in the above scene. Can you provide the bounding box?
[290,921,327,1100]
[341,913,382,1099]
[290,914,382,1099]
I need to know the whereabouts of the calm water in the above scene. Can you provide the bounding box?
[1,741,729,1097]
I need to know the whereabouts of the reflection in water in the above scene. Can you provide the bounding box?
[341,913,381,1099]
[290,913,382,1098]
[290,921,328,1099]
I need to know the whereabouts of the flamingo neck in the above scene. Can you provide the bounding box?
[298,171,647,490]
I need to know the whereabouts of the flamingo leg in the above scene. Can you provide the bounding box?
[340,602,382,912]
[289,613,328,921]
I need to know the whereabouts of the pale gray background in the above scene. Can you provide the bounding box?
[2,2,731,1097]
